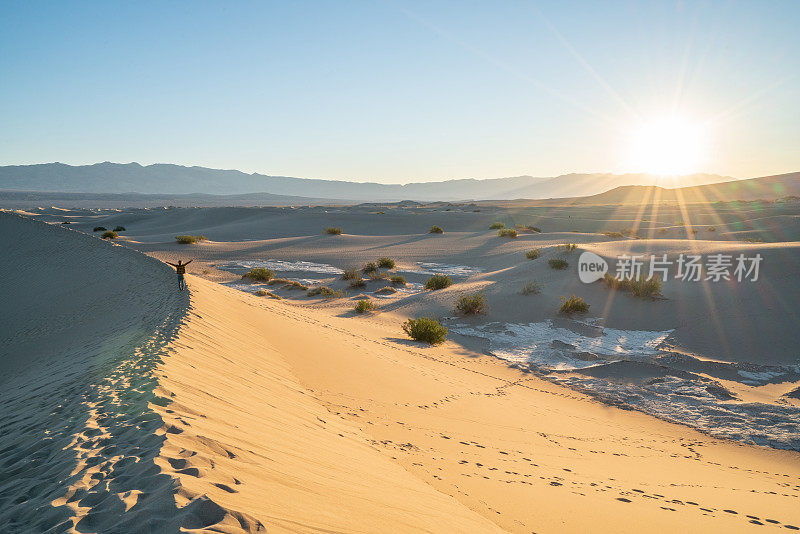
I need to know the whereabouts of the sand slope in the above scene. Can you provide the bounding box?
[205,278,800,532]
[0,212,188,531]
[0,212,500,532]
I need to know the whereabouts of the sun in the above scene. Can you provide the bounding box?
[627,116,707,176]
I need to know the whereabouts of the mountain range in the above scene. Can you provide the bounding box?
[0,162,734,202]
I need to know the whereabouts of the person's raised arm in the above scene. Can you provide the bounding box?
[166,261,177,267]
[184,260,193,266]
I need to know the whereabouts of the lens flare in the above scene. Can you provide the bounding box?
[627,117,707,176]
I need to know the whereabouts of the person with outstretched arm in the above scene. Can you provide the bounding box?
[166,259,192,290]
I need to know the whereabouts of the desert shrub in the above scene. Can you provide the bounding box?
[602,231,624,238]
[354,299,377,313]
[402,317,448,344]
[707,226,716,231]
[497,228,517,238]
[268,279,307,290]
[93,226,107,232]
[603,273,662,298]
[376,211,385,214]
[517,225,542,233]
[557,243,577,251]
[175,235,207,244]
[242,267,274,282]
[286,281,309,290]
[113,226,126,232]
[526,249,541,260]
[390,275,407,286]
[489,222,505,230]
[548,258,569,270]
[603,273,633,291]
[101,231,118,239]
[425,274,453,290]
[688,228,698,235]
[325,227,343,235]
[349,277,366,288]
[341,267,360,281]
[307,286,344,298]
[61,221,71,225]
[455,292,487,315]
[254,289,281,299]
[559,295,590,314]
[367,270,388,280]
[473,209,481,212]
[521,281,543,295]
[429,225,444,234]
[631,276,663,298]
[362,262,378,273]
[377,257,395,269]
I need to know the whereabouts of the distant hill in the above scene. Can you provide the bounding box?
[0,162,733,202]
[566,172,800,205]
[0,190,343,209]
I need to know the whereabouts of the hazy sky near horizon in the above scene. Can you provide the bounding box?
[1,1,798,183]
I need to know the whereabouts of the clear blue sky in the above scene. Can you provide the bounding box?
[1,1,797,183]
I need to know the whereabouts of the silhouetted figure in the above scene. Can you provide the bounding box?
[166,259,192,290]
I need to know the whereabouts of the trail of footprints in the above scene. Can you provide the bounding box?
[362,416,800,531]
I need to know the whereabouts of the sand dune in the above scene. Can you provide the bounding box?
[0,213,499,532]
[2,207,800,532]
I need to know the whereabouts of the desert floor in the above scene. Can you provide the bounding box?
[2,201,800,532]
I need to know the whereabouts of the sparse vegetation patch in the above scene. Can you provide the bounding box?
[113,226,126,232]
[93,226,107,232]
[557,243,577,251]
[377,257,396,269]
[367,270,388,280]
[548,258,569,270]
[342,267,360,281]
[242,267,275,282]
[355,299,377,313]
[268,279,308,290]
[521,281,543,295]
[559,295,590,314]
[390,275,407,286]
[603,273,663,299]
[175,235,207,244]
[526,249,541,260]
[325,227,343,235]
[455,293,487,315]
[425,274,453,290]
[402,317,448,344]
[307,286,344,298]
[489,222,505,229]
[429,225,444,234]
[497,228,517,238]
[101,231,118,239]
